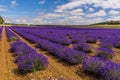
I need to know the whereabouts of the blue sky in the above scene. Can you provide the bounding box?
[0,0,120,25]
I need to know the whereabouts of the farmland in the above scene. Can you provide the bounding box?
[0,26,120,80]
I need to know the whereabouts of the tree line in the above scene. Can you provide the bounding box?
[0,16,4,24]
[94,20,120,25]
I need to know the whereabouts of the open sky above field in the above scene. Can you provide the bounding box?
[0,0,120,25]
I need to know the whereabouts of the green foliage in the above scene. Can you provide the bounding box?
[10,36,18,42]
[32,59,45,72]
[74,54,84,64]
[0,16,4,24]
[94,20,120,25]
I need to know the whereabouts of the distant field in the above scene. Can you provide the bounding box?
[91,24,120,28]
[2,24,120,29]
[13,24,120,28]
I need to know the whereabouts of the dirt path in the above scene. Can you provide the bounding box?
[113,48,120,63]
[0,27,8,80]
[8,28,83,80]
[0,27,30,80]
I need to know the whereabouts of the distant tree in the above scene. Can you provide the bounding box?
[0,16,4,24]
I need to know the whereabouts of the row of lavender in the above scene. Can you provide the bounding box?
[10,26,120,80]
[0,27,3,40]
[10,27,116,60]
[5,27,19,41]
[5,27,49,73]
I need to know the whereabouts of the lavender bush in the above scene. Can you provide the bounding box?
[100,62,120,80]
[96,47,114,59]
[114,40,120,49]
[82,57,109,74]
[10,41,49,73]
[17,52,49,73]
[86,36,98,44]
[5,27,19,42]
[74,42,93,53]
[0,27,2,40]
[10,41,23,52]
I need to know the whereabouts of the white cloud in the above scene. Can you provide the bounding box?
[55,1,85,12]
[4,17,29,24]
[39,0,45,4]
[4,10,105,25]
[11,0,17,8]
[71,8,83,13]
[86,10,106,18]
[65,8,84,16]
[4,9,106,25]
[56,0,120,13]
[0,5,7,12]
[106,16,120,21]
[89,8,94,12]
[109,10,119,15]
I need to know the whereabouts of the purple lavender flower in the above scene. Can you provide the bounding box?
[14,44,36,56]
[100,62,120,80]
[10,40,49,73]
[96,47,114,59]
[114,40,120,49]
[82,57,110,74]
[17,52,49,73]
[10,41,24,52]
[74,42,93,53]
[5,27,19,42]
[86,36,98,44]
[100,39,114,48]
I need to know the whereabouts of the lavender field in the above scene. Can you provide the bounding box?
[1,0,120,80]
[0,26,118,80]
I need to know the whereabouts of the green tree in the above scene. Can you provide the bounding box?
[0,16,4,24]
